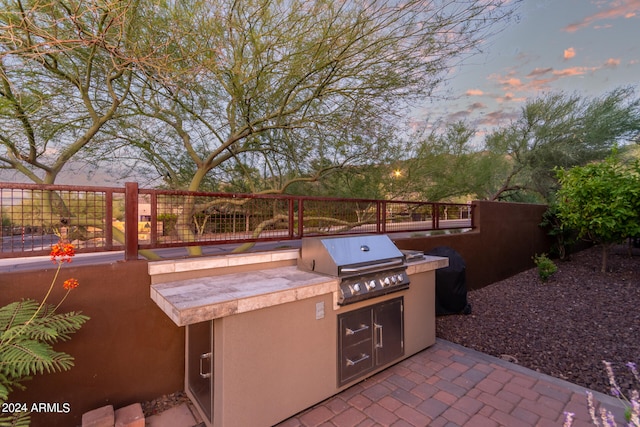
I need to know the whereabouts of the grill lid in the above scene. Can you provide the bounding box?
[298,235,405,277]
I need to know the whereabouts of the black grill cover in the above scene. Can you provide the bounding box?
[425,246,471,316]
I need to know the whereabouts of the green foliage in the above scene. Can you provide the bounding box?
[157,213,178,236]
[403,121,506,202]
[1,209,10,228]
[555,153,640,272]
[540,204,578,260]
[0,299,88,426]
[0,411,30,427]
[484,88,640,202]
[533,253,557,282]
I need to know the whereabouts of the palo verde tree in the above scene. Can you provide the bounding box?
[485,87,640,202]
[555,153,640,272]
[0,0,195,255]
[111,0,520,254]
[398,121,509,202]
[0,0,153,185]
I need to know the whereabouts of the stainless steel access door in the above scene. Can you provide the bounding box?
[186,321,213,423]
[373,298,404,366]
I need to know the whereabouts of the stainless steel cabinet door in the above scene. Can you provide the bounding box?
[187,321,213,422]
[374,298,404,367]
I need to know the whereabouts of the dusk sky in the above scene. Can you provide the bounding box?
[417,0,640,141]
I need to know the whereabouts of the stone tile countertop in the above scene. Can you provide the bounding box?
[150,249,447,327]
[151,265,337,326]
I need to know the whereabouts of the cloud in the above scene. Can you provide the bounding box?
[604,58,621,67]
[564,47,576,59]
[469,102,487,110]
[446,110,472,122]
[552,67,591,77]
[563,0,640,32]
[466,89,484,96]
[475,110,520,128]
[527,68,553,78]
[489,73,524,91]
[497,92,527,103]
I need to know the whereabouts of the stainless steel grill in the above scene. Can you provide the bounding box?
[298,235,412,305]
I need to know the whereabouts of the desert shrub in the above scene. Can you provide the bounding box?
[533,253,557,282]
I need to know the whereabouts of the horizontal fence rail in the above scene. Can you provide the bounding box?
[1,182,474,259]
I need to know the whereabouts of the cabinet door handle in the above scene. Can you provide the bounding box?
[346,353,370,366]
[374,323,383,348]
[345,324,369,336]
[199,352,212,379]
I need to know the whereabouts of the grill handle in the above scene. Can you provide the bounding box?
[346,353,370,366]
[340,259,404,274]
[199,352,212,379]
[345,324,369,336]
[375,323,383,348]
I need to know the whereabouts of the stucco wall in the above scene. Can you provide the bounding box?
[0,260,184,427]
[394,200,552,290]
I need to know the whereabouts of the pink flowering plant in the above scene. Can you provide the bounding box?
[564,360,640,427]
[0,240,89,426]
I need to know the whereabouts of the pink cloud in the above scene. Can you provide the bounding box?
[466,89,484,96]
[604,58,621,67]
[564,47,576,59]
[489,73,524,90]
[552,67,590,77]
[497,92,527,103]
[564,0,640,32]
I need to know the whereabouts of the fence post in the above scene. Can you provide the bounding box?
[124,182,139,261]
[298,198,304,238]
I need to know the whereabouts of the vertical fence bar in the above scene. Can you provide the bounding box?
[105,189,113,250]
[432,203,440,230]
[298,198,304,238]
[379,201,385,234]
[288,198,294,239]
[150,191,158,246]
[124,182,139,261]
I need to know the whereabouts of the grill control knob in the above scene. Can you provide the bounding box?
[367,280,376,290]
[397,274,404,282]
[383,277,391,286]
[353,283,361,293]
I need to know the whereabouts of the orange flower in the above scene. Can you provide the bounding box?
[63,278,79,290]
[50,241,76,263]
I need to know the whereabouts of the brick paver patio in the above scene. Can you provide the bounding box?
[276,339,625,427]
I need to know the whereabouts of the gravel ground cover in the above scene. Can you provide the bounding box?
[141,391,191,418]
[436,243,640,398]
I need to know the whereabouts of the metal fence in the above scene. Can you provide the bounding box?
[1,182,474,259]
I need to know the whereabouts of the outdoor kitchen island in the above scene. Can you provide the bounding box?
[149,237,448,427]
